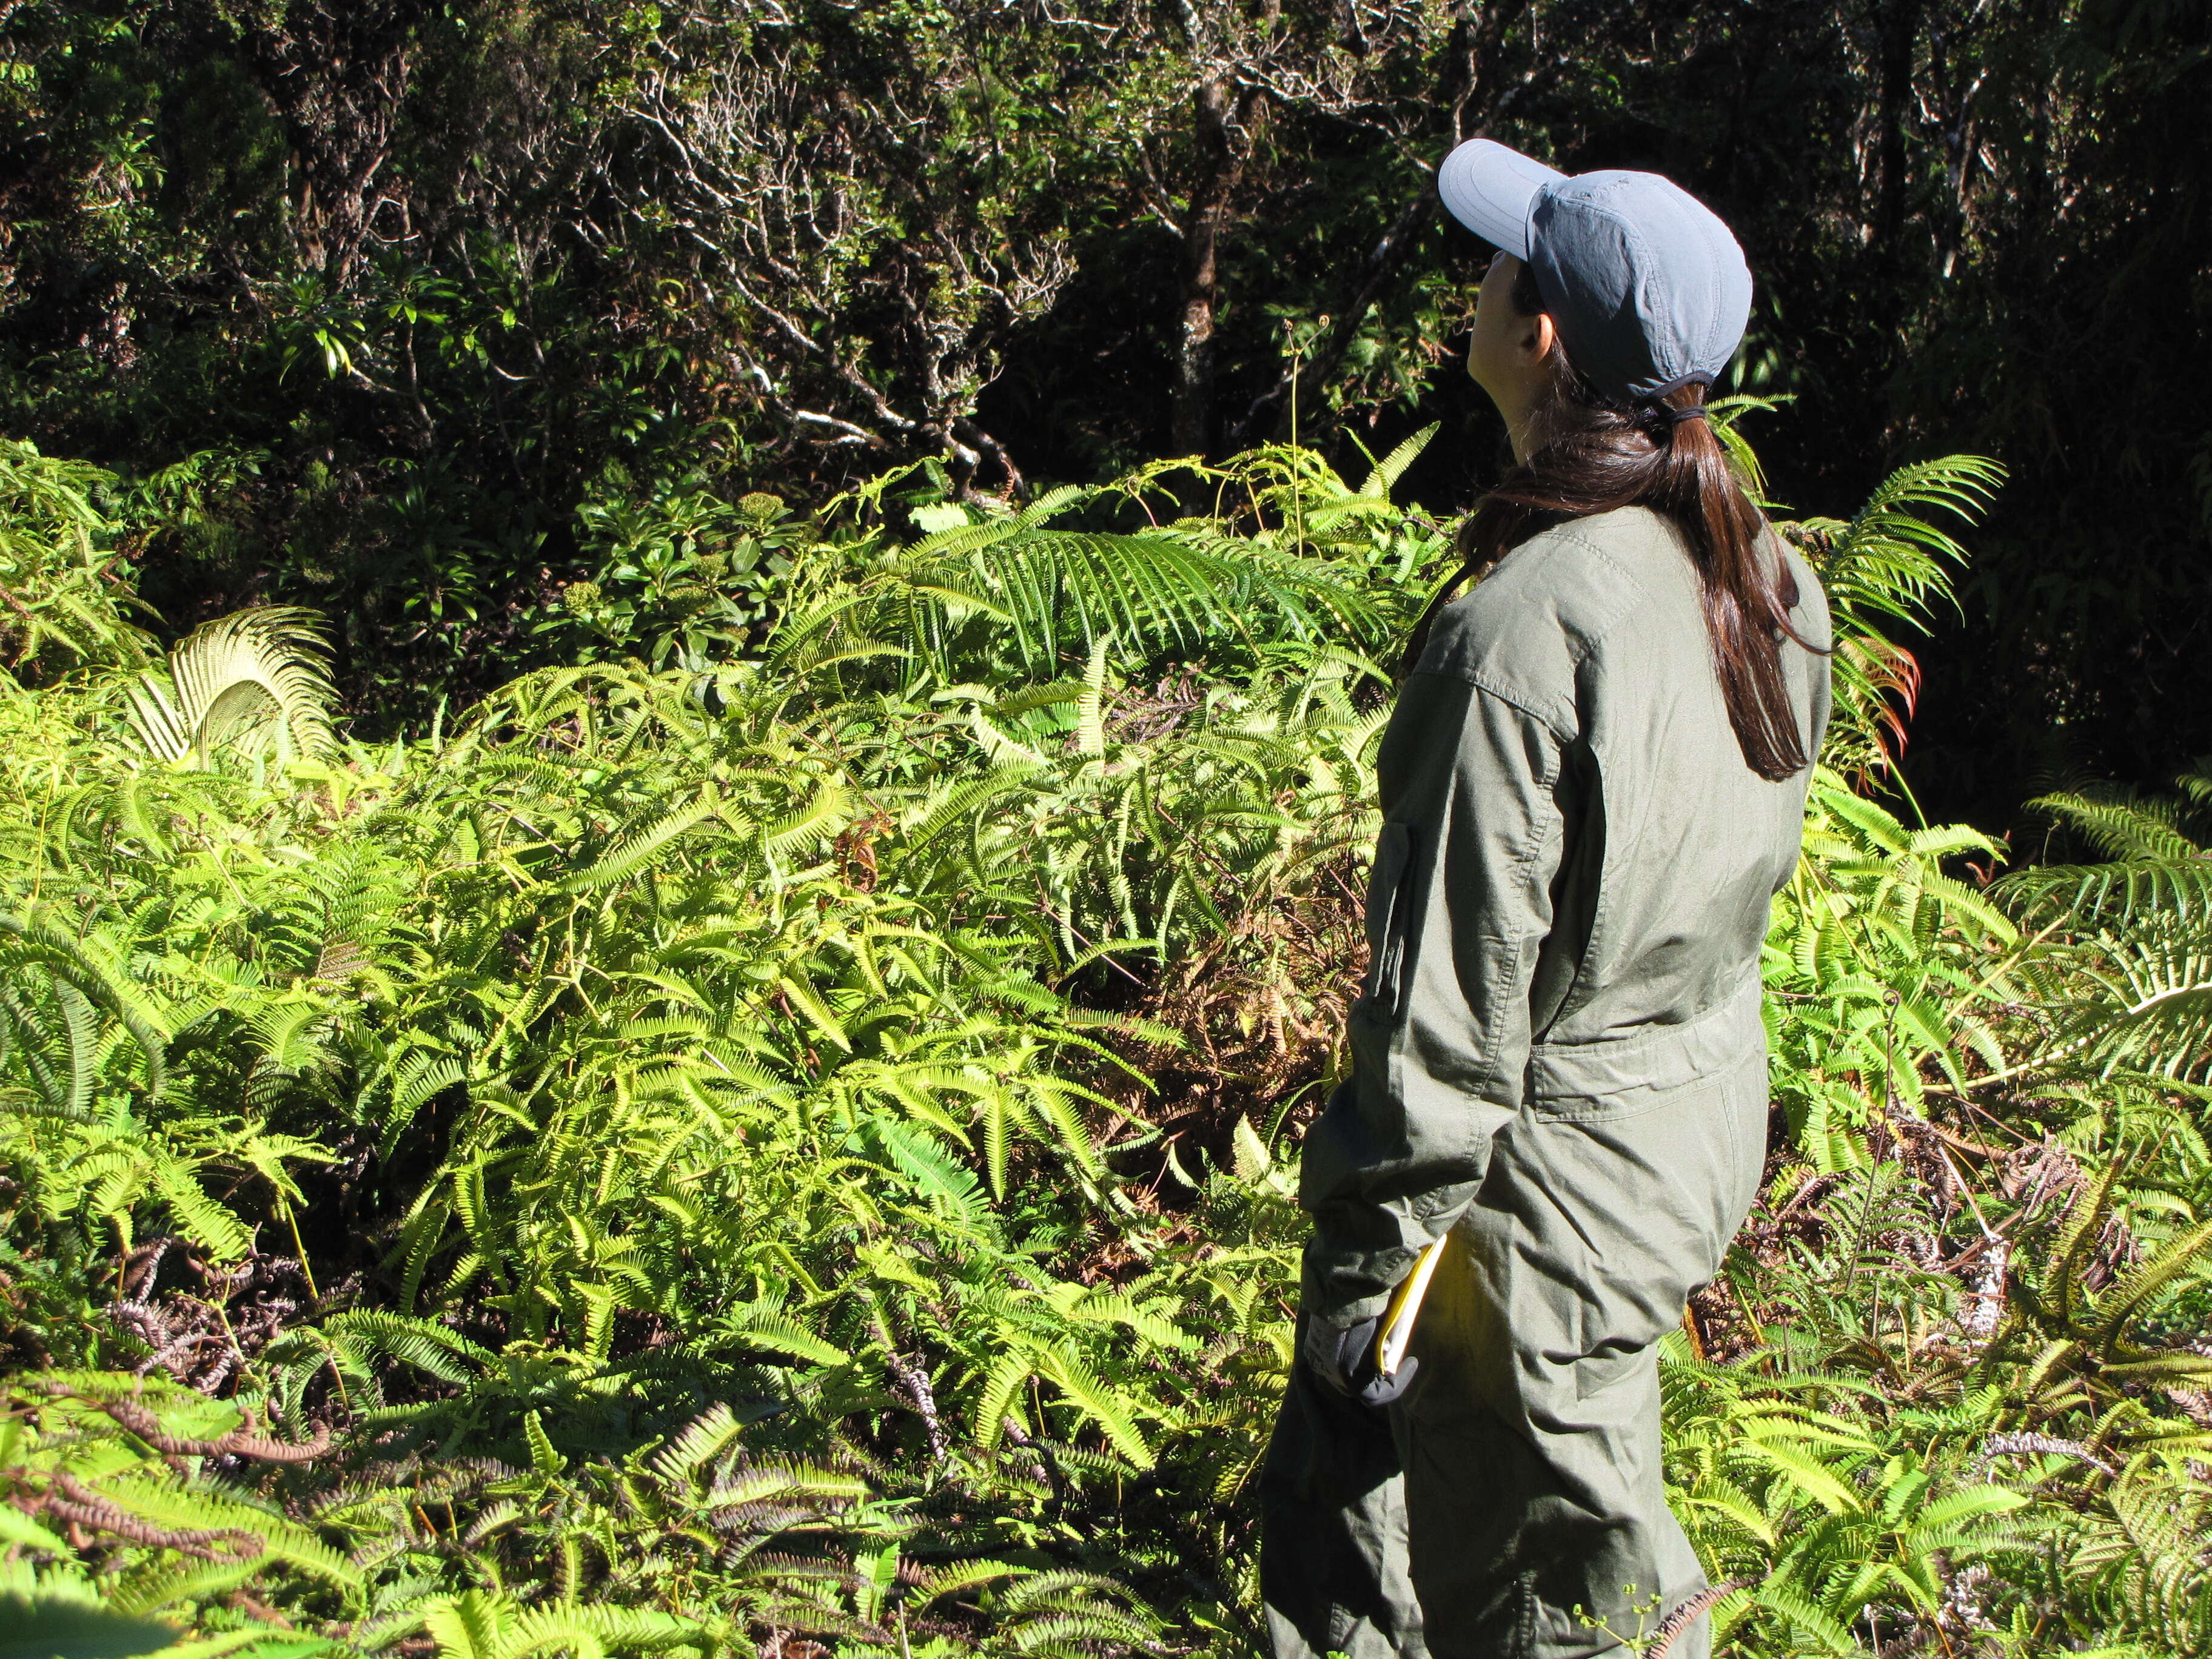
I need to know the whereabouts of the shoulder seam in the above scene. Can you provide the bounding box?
[1415,512,1672,719]
[1535,526,1657,660]
[1409,668,1575,744]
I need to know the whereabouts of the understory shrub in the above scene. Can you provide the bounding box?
[2,425,2209,1658]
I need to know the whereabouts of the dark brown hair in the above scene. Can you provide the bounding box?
[1410,263,1820,780]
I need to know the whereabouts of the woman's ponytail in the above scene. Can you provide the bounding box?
[1653,384,1809,780]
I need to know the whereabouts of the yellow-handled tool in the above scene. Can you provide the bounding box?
[1373,1234,1452,1380]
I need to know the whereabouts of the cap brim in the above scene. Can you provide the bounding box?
[1436,139,1564,261]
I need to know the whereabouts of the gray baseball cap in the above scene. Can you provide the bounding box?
[1436,139,1752,405]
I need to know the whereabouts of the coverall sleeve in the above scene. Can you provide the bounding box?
[1786,545,1834,764]
[1298,670,1568,1330]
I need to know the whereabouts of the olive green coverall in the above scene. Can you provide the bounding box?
[1263,505,1832,1659]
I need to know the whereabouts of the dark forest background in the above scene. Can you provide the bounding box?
[3,0,2207,836]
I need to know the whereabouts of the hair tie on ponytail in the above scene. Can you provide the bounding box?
[1631,401,1706,437]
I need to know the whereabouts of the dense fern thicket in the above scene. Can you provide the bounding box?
[4,421,2212,1659]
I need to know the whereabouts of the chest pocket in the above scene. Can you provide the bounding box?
[1359,822,1415,1019]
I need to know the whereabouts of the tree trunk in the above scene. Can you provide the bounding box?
[1170,76,1262,460]
[1230,0,1537,447]
[218,0,428,284]
[1872,0,1926,251]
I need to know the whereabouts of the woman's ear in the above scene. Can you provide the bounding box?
[1522,311,1558,366]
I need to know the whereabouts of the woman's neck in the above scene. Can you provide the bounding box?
[1490,378,1546,465]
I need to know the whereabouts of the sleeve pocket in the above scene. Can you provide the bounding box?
[1359,821,1415,1019]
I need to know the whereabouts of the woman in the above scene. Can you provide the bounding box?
[1261,142,1832,1659]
